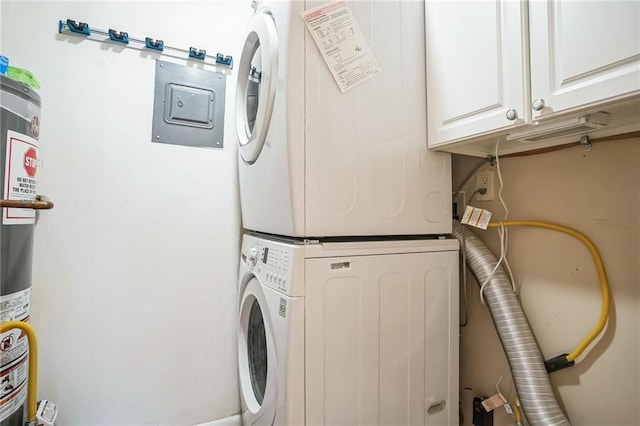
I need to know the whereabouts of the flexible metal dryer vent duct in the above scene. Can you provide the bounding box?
[452,221,571,426]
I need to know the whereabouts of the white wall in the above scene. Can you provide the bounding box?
[454,137,640,425]
[1,1,250,424]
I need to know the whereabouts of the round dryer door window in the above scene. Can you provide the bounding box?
[236,10,279,164]
[238,277,277,422]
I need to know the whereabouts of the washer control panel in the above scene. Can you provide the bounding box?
[240,234,304,297]
[253,242,293,294]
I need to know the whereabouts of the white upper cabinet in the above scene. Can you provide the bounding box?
[425,0,528,147]
[529,1,640,119]
[426,0,640,157]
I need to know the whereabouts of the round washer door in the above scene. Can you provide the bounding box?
[238,277,277,424]
[236,10,279,165]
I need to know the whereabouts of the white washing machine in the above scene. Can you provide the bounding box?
[237,232,459,425]
[235,0,452,238]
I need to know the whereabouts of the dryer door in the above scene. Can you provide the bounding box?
[238,277,277,424]
[236,10,278,165]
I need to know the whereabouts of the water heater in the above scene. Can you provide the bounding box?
[0,74,40,426]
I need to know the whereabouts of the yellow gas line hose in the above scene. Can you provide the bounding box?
[513,398,523,425]
[0,321,38,423]
[487,221,610,363]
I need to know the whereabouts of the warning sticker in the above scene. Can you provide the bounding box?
[0,288,31,422]
[3,130,38,225]
[302,1,380,92]
[461,205,492,230]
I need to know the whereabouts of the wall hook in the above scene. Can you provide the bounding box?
[108,29,130,44]
[189,47,207,60]
[145,37,164,52]
[65,19,90,35]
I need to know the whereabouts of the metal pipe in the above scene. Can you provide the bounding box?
[0,195,54,209]
[453,221,570,426]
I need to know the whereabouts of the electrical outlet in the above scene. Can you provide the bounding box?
[475,170,495,201]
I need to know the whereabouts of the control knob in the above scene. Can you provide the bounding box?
[247,247,258,267]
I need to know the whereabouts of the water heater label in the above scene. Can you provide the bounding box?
[3,130,38,225]
[302,1,380,93]
[0,288,31,422]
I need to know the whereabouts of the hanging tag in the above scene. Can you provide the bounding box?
[481,393,507,412]
[461,205,492,230]
[504,402,513,414]
[301,1,380,93]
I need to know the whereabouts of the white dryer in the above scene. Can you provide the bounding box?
[237,232,459,425]
[235,0,452,238]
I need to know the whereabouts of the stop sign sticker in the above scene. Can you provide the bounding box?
[3,130,39,225]
[23,148,37,178]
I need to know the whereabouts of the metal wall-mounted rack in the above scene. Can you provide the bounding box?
[58,19,233,69]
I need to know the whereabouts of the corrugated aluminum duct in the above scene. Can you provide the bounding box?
[453,221,570,426]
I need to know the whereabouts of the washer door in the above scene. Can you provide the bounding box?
[236,10,279,165]
[238,277,277,424]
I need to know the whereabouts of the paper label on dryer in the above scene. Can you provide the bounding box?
[302,1,380,92]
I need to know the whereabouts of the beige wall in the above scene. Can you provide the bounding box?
[454,137,640,425]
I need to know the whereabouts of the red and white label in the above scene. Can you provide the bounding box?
[3,130,38,225]
[461,205,493,230]
[0,289,31,422]
[302,1,380,92]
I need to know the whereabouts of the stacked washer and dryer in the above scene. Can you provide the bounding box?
[235,1,459,424]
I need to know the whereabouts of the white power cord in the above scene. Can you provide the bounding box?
[479,139,517,304]
[479,221,506,304]
[496,365,510,400]
[495,140,517,293]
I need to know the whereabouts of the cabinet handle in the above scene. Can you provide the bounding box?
[505,109,518,121]
[532,98,546,111]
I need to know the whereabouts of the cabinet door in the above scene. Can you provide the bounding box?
[529,1,640,119]
[426,0,528,147]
